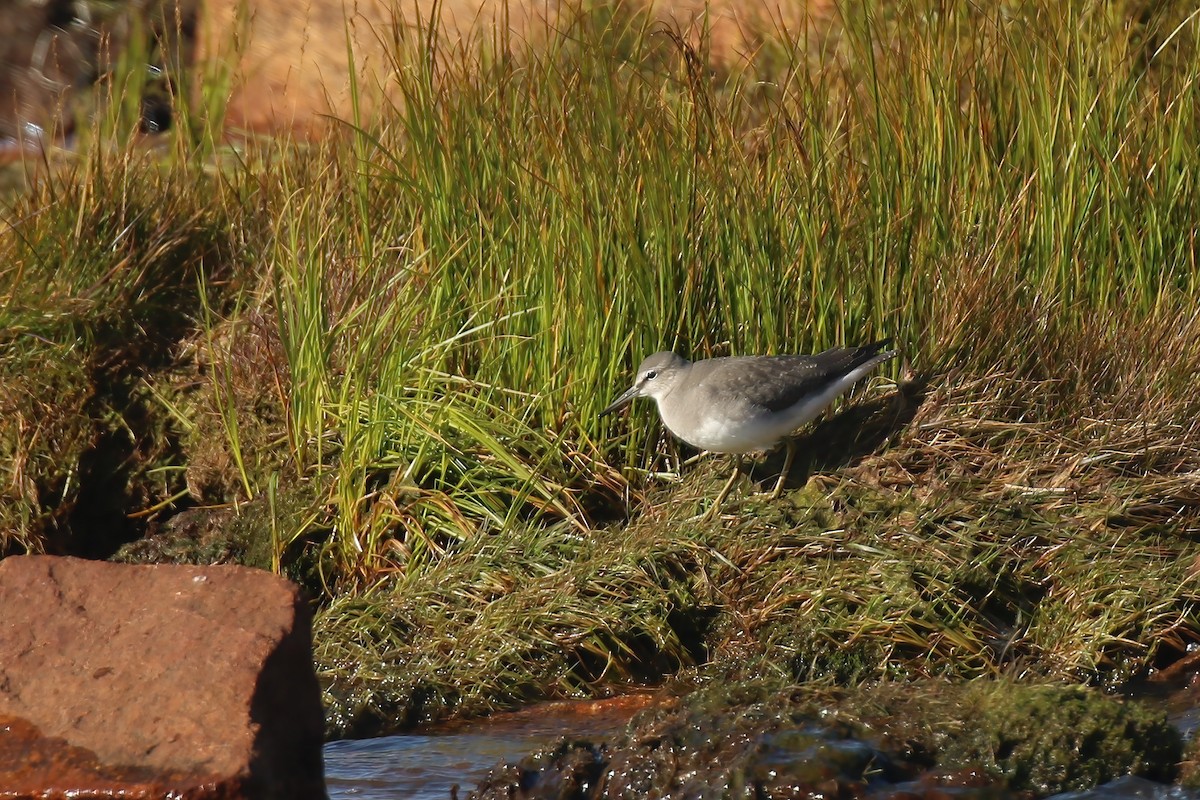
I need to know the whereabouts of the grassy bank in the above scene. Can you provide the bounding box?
[2,0,1200,739]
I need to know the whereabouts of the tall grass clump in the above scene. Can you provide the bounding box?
[220,0,1200,580]
[0,145,247,555]
[91,0,1194,725]
[0,0,253,556]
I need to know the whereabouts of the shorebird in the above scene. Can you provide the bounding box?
[601,339,898,513]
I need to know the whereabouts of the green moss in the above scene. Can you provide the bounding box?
[939,683,1180,793]
[784,625,893,684]
[689,680,1182,795]
[310,457,1200,735]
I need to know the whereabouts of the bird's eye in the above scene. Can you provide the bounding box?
[644,370,658,380]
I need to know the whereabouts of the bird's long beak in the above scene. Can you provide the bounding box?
[599,385,640,417]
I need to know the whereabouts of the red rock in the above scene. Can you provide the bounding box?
[0,714,243,799]
[0,556,325,799]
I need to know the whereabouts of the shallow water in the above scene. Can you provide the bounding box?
[324,732,536,800]
[324,697,652,800]
[323,693,1200,800]
[325,735,1199,800]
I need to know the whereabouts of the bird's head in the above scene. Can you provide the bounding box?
[600,351,690,416]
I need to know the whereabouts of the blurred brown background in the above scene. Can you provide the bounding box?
[0,0,834,144]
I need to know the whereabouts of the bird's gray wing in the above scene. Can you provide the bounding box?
[701,342,894,413]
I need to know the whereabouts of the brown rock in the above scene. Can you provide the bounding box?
[0,556,325,799]
[0,714,244,800]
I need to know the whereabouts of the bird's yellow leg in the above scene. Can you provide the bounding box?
[770,440,796,499]
[703,455,743,521]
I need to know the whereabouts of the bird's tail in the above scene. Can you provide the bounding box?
[856,338,897,362]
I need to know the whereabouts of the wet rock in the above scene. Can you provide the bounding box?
[466,680,1183,799]
[1045,775,1200,799]
[0,555,325,799]
[0,714,241,799]
[113,506,250,566]
[468,692,924,800]
[0,0,83,146]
